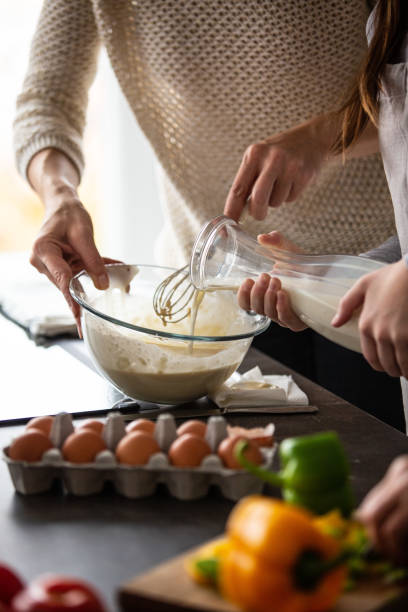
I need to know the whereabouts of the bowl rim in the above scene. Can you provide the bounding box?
[69,263,270,342]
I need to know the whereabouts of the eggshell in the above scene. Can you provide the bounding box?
[62,430,107,464]
[227,425,274,447]
[9,430,54,462]
[218,435,263,469]
[78,419,104,435]
[125,418,155,435]
[169,434,212,468]
[25,416,54,437]
[116,432,160,465]
[176,420,207,438]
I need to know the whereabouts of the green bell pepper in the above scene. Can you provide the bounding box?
[235,431,354,517]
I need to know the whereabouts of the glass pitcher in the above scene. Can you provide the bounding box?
[190,215,384,353]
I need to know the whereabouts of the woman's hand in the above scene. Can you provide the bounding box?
[27,149,119,333]
[356,456,408,565]
[332,260,408,378]
[237,231,307,331]
[224,115,336,221]
[30,188,118,332]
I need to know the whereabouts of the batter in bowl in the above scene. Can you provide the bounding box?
[83,288,252,403]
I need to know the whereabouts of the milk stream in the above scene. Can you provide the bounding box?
[188,289,205,352]
[188,286,242,351]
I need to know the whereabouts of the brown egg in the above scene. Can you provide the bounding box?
[227,425,275,448]
[116,432,160,465]
[218,435,263,469]
[62,430,107,463]
[9,430,54,462]
[176,420,207,438]
[169,433,212,468]
[26,416,54,437]
[125,418,155,435]
[78,419,104,435]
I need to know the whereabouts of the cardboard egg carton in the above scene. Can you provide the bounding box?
[3,412,276,501]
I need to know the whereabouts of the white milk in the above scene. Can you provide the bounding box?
[207,273,361,353]
[277,274,361,353]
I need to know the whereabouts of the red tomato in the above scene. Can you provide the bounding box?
[0,564,24,605]
[11,575,105,612]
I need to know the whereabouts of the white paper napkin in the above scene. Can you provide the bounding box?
[209,366,316,413]
[0,252,77,341]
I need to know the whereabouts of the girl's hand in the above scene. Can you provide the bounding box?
[332,260,408,378]
[237,231,307,331]
[356,456,408,565]
[30,186,118,332]
[224,116,334,221]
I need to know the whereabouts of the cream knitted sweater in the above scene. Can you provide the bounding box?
[14,0,395,267]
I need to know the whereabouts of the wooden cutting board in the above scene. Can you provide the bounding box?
[118,542,408,612]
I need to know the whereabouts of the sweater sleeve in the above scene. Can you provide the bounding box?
[13,0,100,181]
[359,235,402,263]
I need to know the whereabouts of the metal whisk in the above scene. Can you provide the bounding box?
[153,211,251,325]
[153,265,196,325]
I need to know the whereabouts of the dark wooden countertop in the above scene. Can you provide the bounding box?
[1,317,407,611]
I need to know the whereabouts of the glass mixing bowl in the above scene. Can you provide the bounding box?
[70,264,270,404]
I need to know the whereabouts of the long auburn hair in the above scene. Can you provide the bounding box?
[332,0,406,155]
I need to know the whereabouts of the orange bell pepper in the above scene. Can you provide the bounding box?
[220,496,347,612]
[185,537,232,586]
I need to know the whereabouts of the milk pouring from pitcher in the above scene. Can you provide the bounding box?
[190,216,385,353]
